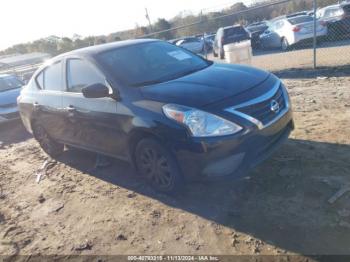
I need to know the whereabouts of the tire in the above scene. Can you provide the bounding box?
[327,26,338,41]
[32,123,64,157]
[281,37,289,51]
[135,138,184,194]
[219,49,225,59]
[213,49,218,57]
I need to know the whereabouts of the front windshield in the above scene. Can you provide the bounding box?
[0,76,23,92]
[97,41,211,87]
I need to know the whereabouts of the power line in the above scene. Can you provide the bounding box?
[138,0,292,39]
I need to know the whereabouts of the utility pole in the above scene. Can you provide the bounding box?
[312,0,317,69]
[145,8,153,32]
[200,10,208,59]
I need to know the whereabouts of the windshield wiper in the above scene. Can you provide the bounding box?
[167,64,211,80]
[131,62,212,87]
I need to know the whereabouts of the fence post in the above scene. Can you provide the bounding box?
[200,10,208,59]
[313,0,317,69]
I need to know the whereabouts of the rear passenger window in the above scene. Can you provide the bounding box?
[67,59,104,93]
[44,62,62,91]
[36,71,44,89]
[36,61,62,91]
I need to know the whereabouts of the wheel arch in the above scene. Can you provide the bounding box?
[127,128,165,168]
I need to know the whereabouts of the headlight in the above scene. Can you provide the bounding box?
[163,104,242,137]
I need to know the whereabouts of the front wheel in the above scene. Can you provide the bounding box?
[327,26,339,41]
[281,37,289,51]
[135,138,184,194]
[32,123,64,157]
[219,49,225,59]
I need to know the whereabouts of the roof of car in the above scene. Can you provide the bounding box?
[222,24,244,30]
[55,39,158,59]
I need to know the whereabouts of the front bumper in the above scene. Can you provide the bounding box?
[173,108,294,181]
[0,106,20,123]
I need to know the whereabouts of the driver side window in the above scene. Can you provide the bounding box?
[66,59,105,93]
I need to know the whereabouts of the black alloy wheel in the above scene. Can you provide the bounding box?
[32,123,64,157]
[135,138,184,194]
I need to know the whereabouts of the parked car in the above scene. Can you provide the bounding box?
[176,37,204,54]
[286,11,309,18]
[260,15,327,51]
[213,25,250,59]
[307,10,315,17]
[316,3,350,40]
[168,38,181,45]
[246,21,269,49]
[18,39,294,193]
[0,74,23,123]
[201,34,216,50]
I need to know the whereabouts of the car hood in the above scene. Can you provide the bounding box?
[0,88,21,106]
[140,63,270,108]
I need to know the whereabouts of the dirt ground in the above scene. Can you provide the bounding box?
[0,67,350,258]
[207,39,350,71]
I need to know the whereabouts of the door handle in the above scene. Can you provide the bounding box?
[33,102,40,111]
[65,105,76,113]
[65,105,76,118]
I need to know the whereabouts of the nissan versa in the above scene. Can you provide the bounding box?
[18,39,294,193]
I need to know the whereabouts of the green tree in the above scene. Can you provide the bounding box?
[153,18,173,40]
[57,37,74,53]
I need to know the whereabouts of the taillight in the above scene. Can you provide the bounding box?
[292,26,301,32]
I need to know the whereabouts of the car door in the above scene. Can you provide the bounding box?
[274,20,286,45]
[61,57,127,159]
[262,22,280,48]
[268,21,284,47]
[32,61,66,141]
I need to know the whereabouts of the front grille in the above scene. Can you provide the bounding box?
[236,85,286,125]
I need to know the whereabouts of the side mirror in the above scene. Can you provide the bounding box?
[82,83,110,98]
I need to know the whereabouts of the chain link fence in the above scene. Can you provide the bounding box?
[1,0,349,79]
[316,0,350,68]
[139,0,350,72]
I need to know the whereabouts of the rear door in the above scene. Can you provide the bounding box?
[61,58,127,158]
[32,61,65,141]
[224,26,250,44]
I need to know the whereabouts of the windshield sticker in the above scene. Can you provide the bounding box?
[167,50,192,60]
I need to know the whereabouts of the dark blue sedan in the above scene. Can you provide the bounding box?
[18,39,294,193]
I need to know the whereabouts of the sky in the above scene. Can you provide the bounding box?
[0,0,251,50]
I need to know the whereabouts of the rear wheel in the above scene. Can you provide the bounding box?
[135,138,184,194]
[327,26,338,41]
[219,49,225,59]
[281,37,289,51]
[32,123,64,157]
[213,48,218,57]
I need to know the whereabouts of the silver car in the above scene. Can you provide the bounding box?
[260,15,328,51]
[176,37,204,54]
